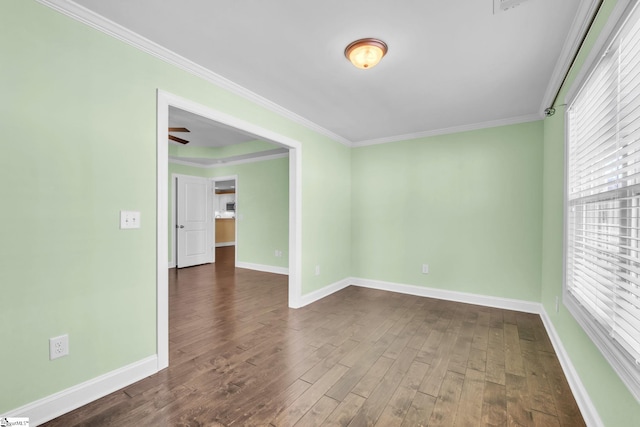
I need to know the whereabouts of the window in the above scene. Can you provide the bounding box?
[565,2,640,402]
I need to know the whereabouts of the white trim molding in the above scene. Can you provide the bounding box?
[236,262,289,276]
[215,242,236,248]
[156,92,170,370]
[35,0,351,147]
[4,276,603,427]
[1,356,158,426]
[346,277,603,426]
[286,277,605,425]
[350,277,541,313]
[159,90,303,373]
[351,113,542,148]
[297,278,352,308]
[539,311,604,427]
[35,0,594,150]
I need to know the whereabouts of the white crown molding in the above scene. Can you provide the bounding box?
[34,0,571,150]
[1,355,158,426]
[352,113,542,147]
[35,0,352,147]
[169,152,289,169]
[540,0,602,111]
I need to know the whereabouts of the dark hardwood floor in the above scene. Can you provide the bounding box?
[43,247,585,426]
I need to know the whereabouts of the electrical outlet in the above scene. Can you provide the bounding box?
[422,264,429,274]
[315,265,320,276]
[555,296,560,313]
[275,249,283,257]
[49,334,69,360]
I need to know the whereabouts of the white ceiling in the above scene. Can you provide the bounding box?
[60,0,589,146]
[168,106,256,147]
[168,106,289,165]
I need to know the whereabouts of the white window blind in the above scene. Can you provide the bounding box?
[566,2,640,402]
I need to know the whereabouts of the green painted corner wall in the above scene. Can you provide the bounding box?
[301,140,352,293]
[540,1,640,424]
[1,0,350,412]
[352,121,543,302]
[212,158,290,269]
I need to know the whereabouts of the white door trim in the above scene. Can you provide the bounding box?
[169,173,191,268]
[157,89,303,370]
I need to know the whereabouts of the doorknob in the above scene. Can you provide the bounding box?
[176,225,184,229]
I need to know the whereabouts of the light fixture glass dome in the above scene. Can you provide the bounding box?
[345,38,388,69]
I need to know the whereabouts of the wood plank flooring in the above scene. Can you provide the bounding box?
[43,247,585,426]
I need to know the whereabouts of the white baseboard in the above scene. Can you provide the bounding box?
[168,261,176,269]
[7,278,601,427]
[350,277,542,313]
[215,242,235,247]
[236,261,288,275]
[2,355,158,426]
[297,277,352,307]
[539,310,603,427]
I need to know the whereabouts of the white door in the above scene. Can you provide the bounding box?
[176,175,214,268]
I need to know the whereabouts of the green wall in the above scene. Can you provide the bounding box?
[352,121,543,301]
[3,0,639,423]
[540,1,640,425]
[167,156,290,270]
[302,139,352,293]
[0,0,350,413]
[212,157,290,269]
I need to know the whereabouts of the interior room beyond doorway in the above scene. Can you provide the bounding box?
[214,178,237,248]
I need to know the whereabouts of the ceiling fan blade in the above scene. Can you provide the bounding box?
[169,134,189,144]
[169,127,190,133]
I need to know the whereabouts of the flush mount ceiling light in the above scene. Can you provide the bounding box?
[344,38,388,69]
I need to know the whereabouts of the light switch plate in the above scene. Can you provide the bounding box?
[120,210,141,229]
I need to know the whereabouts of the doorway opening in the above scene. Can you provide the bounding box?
[170,174,240,269]
[213,176,238,262]
[156,90,302,370]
